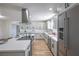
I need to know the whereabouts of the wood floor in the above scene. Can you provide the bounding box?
[32,39,53,56]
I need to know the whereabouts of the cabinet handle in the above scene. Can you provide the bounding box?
[64,17,70,49]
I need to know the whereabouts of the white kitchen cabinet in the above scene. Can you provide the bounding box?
[42,33,49,44]
[42,32,58,56]
[51,39,57,56]
[0,52,25,56]
[53,16,58,29]
[25,45,31,56]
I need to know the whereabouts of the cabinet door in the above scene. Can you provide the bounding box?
[48,37,51,50]
[25,45,31,56]
[58,13,67,56]
[66,5,79,56]
[65,3,74,8]
[58,13,65,28]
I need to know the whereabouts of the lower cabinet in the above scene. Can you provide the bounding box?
[0,43,31,56]
[0,52,25,56]
[25,46,31,56]
[0,49,31,56]
[42,33,48,44]
[48,37,51,50]
[25,42,32,56]
[43,34,48,44]
[0,48,31,56]
[42,33,58,56]
[51,39,57,56]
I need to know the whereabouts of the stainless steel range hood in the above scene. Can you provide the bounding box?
[22,8,30,24]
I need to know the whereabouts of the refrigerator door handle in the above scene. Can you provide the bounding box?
[64,17,70,55]
[64,17,69,48]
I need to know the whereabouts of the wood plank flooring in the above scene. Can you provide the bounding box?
[32,39,53,56]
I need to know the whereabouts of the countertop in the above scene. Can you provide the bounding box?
[44,32,58,41]
[0,35,31,52]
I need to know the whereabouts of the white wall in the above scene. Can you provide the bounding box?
[0,5,21,39]
[0,20,10,39]
[0,21,4,39]
[0,20,17,39]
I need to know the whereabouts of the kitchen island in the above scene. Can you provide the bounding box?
[0,35,31,56]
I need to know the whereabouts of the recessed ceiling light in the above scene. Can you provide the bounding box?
[49,8,53,11]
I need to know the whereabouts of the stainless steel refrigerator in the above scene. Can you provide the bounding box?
[58,4,79,56]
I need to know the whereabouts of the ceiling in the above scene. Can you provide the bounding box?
[0,3,65,21]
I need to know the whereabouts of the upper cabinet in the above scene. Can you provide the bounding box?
[53,16,58,29]
[47,19,54,30]
[47,20,51,30]
[58,3,68,29]
[46,15,58,30]
[65,3,75,8]
[58,13,65,28]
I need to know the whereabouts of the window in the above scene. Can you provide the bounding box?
[47,20,51,29]
[50,20,54,29]
[47,19,54,30]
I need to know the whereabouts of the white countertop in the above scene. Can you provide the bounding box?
[0,35,31,52]
[44,32,58,41]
